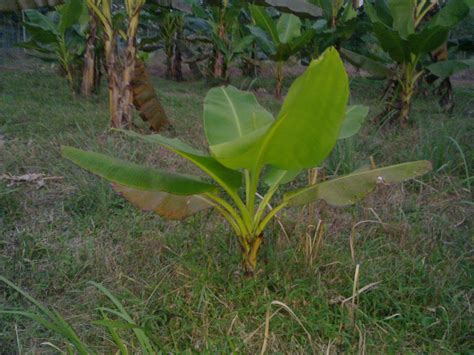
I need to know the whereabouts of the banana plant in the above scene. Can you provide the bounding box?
[158,11,185,81]
[211,22,255,83]
[20,0,88,91]
[189,0,245,81]
[62,48,431,275]
[307,0,365,56]
[248,5,315,98]
[341,0,471,126]
[87,0,146,128]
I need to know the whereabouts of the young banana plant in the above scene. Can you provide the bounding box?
[63,48,431,275]
[341,0,471,125]
[20,0,88,92]
[248,5,315,99]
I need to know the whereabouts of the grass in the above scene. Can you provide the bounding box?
[0,57,473,353]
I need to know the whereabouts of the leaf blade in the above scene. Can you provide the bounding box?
[284,161,432,207]
[113,184,212,220]
[62,146,218,195]
[260,47,349,171]
[277,13,301,44]
[114,129,243,192]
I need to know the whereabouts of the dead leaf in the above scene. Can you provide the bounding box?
[1,173,63,188]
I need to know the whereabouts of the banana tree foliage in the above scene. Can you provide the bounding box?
[19,0,89,91]
[248,4,316,98]
[341,0,471,125]
[187,0,251,81]
[63,48,431,275]
[306,0,366,56]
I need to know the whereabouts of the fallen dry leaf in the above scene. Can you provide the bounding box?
[1,173,63,188]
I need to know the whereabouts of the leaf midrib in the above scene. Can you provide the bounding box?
[281,15,295,43]
[221,87,243,138]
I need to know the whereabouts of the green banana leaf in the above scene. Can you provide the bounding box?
[338,105,370,140]
[372,22,410,63]
[249,5,280,44]
[277,13,301,44]
[58,0,84,34]
[204,85,274,170]
[207,48,349,174]
[339,48,394,79]
[62,146,218,195]
[262,47,349,171]
[263,103,369,186]
[284,161,432,207]
[387,0,415,39]
[426,59,474,78]
[114,129,243,192]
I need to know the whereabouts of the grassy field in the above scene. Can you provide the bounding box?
[1,57,473,353]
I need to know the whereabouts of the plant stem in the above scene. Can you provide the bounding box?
[242,233,263,275]
[275,61,284,99]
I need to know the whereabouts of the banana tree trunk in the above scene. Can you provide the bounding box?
[104,31,122,128]
[242,233,263,276]
[275,61,284,99]
[165,44,173,80]
[171,40,183,81]
[398,63,421,127]
[81,11,98,96]
[117,11,140,129]
[101,2,142,128]
[213,23,226,80]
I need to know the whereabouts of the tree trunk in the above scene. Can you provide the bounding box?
[242,234,263,276]
[165,45,173,80]
[118,16,140,129]
[102,3,142,128]
[81,11,98,96]
[171,40,183,81]
[212,23,226,80]
[275,61,284,99]
[104,31,122,128]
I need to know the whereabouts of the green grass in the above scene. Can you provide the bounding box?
[0,59,473,353]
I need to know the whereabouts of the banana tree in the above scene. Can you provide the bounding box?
[211,22,255,83]
[20,0,88,92]
[189,0,245,81]
[87,0,146,128]
[248,5,315,98]
[162,12,185,81]
[342,0,470,126]
[62,48,431,275]
[80,8,100,96]
[306,0,365,57]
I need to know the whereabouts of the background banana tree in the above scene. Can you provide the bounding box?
[159,11,185,81]
[20,0,88,92]
[342,0,471,126]
[248,5,315,98]
[62,48,431,275]
[188,0,247,81]
[87,0,146,128]
[306,0,367,57]
[80,7,100,96]
[211,21,254,83]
